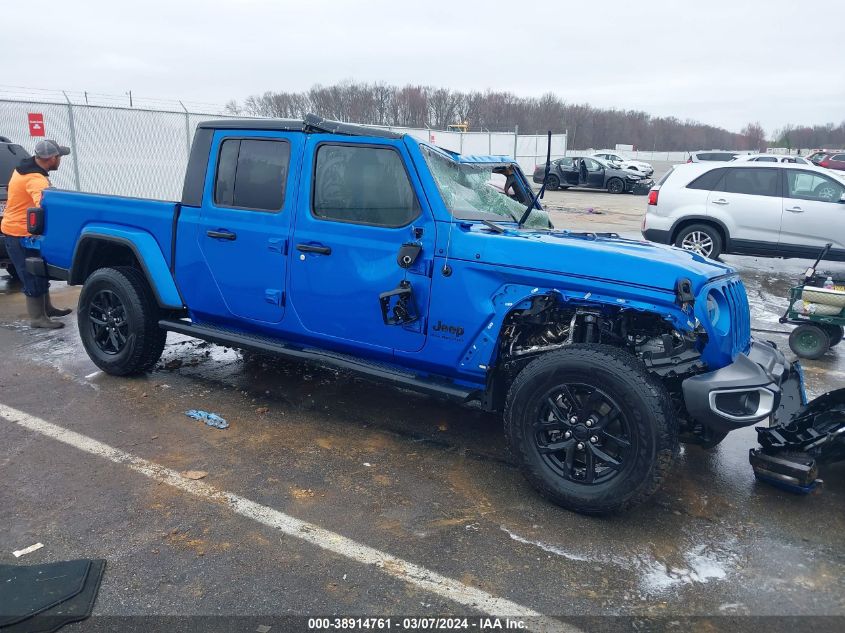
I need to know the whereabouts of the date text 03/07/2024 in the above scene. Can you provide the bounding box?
[307,616,528,630]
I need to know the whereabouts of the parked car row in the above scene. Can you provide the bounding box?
[642,161,845,260]
[533,156,653,194]
[808,150,845,172]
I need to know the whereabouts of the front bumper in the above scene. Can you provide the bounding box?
[682,340,805,434]
[627,179,654,194]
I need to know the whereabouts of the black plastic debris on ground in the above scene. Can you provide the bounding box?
[0,559,106,632]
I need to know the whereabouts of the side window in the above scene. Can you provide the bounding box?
[559,158,573,167]
[214,138,290,211]
[687,167,727,190]
[722,168,779,197]
[786,170,845,203]
[313,144,420,227]
[584,158,601,171]
[755,156,777,162]
[696,153,712,161]
[832,154,845,161]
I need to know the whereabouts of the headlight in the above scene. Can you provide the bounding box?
[626,174,642,180]
[706,289,729,334]
[706,292,720,324]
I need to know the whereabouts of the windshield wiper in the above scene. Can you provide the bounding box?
[518,130,552,228]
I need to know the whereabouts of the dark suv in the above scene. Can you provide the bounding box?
[0,137,30,279]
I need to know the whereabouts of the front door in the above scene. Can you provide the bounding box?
[580,158,605,188]
[289,137,435,354]
[196,132,300,324]
[780,168,845,256]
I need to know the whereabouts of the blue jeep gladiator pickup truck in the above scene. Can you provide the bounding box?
[24,115,805,514]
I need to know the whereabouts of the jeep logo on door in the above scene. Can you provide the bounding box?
[432,320,464,339]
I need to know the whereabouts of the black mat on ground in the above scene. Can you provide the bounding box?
[0,559,106,633]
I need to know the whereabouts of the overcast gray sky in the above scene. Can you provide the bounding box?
[3,0,843,134]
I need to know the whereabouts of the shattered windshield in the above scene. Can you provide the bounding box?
[421,145,550,229]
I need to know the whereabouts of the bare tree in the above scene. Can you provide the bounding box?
[234,81,845,150]
[741,122,767,151]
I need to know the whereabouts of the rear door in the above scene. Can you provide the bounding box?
[780,168,845,256]
[195,131,301,324]
[289,137,435,354]
[706,167,782,246]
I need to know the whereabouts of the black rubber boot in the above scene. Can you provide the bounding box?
[45,292,72,317]
[26,295,64,329]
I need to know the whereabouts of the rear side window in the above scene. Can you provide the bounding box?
[722,168,779,197]
[832,154,845,161]
[214,138,290,211]
[687,167,727,190]
[786,170,845,203]
[754,156,777,162]
[313,144,419,227]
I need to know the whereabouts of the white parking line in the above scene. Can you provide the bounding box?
[0,403,577,633]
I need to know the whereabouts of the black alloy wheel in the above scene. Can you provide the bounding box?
[535,383,634,485]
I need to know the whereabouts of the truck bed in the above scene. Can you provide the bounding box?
[38,189,178,272]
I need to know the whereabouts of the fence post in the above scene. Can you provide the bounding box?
[488,131,492,154]
[179,101,191,157]
[513,125,518,161]
[62,92,81,191]
[459,132,463,154]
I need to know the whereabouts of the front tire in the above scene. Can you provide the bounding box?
[789,324,830,359]
[77,266,167,376]
[674,223,723,259]
[607,177,625,194]
[504,345,676,515]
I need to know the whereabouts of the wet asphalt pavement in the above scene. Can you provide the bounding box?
[1,226,844,631]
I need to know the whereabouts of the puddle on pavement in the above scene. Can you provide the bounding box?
[500,524,740,597]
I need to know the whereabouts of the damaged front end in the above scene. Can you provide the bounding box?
[750,388,845,493]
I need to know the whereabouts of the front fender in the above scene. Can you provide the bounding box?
[73,225,183,309]
[459,283,696,374]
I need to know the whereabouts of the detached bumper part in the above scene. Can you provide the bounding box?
[682,341,795,434]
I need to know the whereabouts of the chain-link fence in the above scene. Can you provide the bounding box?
[0,98,566,200]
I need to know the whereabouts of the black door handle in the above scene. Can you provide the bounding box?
[207,229,237,241]
[296,243,331,255]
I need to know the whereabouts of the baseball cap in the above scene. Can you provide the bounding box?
[34,139,71,158]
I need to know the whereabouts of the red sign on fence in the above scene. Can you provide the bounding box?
[28,113,45,137]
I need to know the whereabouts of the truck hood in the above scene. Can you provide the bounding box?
[456,225,734,293]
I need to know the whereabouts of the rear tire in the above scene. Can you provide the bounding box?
[504,344,676,515]
[789,324,830,359]
[819,324,844,347]
[674,223,723,259]
[545,174,560,191]
[77,266,167,376]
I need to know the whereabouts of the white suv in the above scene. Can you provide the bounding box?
[591,151,654,176]
[641,162,845,260]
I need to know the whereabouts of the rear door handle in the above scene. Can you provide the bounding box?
[786,206,804,213]
[712,198,729,205]
[296,243,332,255]
[207,229,237,240]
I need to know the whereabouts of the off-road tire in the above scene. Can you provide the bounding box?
[77,266,167,376]
[545,174,560,191]
[504,344,676,515]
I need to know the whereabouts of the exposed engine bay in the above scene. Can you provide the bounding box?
[498,294,705,377]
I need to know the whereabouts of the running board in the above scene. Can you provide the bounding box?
[158,319,476,402]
